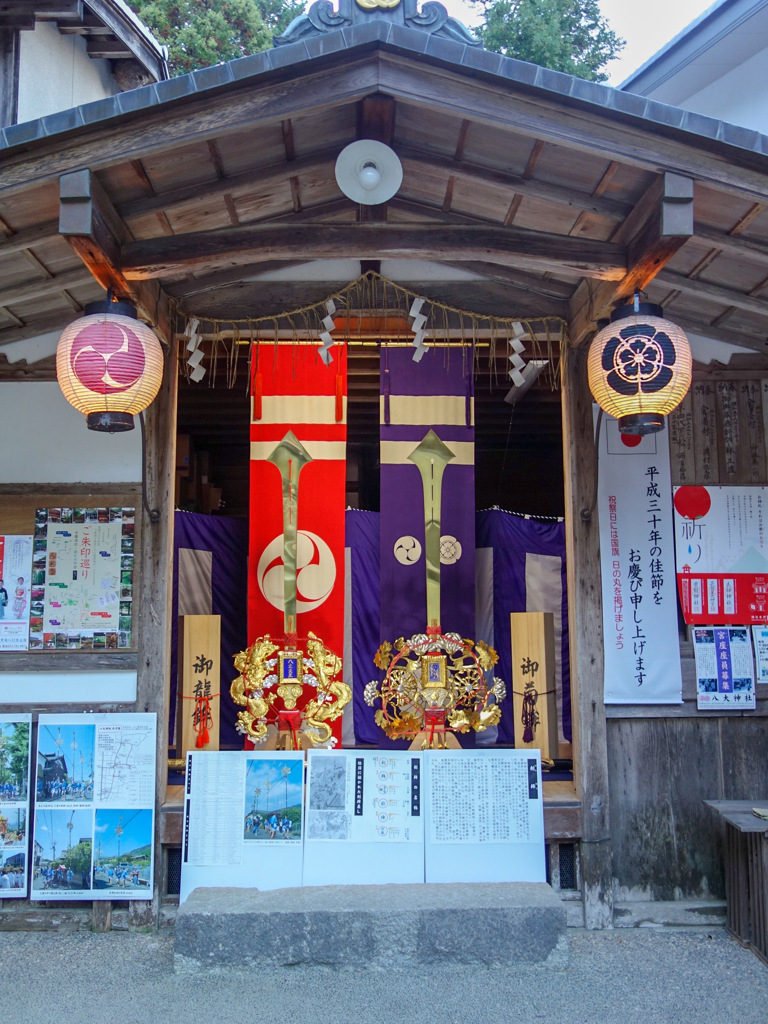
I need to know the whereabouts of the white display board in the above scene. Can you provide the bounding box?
[0,714,32,897]
[303,749,424,886]
[424,749,546,884]
[0,536,33,652]
[180,751,304,903]
[31,713,156,901]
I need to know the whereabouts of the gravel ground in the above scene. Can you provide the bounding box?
[0,926,765,1024]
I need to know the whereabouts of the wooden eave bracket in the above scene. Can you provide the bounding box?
[59,168,172,345]
[569,172,694,347]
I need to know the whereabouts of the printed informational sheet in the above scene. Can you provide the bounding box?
[0,536,33,652]
[180,751,304,903]
[0,715,32,897]
[303,750,424,886]
[693,627,756,710]
[30,507,134,651]
[596,416,683,704]
[752,626,768,682]
[424,749,545,884]
[674,486,768,625]
[31,713,155,901]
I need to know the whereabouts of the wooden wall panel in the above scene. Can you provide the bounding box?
[692,381,720,485]
[608,718,726,900]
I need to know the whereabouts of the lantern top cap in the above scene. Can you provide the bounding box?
[83,299,138,320]
[609,301,664,323]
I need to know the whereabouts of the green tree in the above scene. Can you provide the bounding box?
[128,0,280,75]
[63,839,92,880]
[471,0,623,82]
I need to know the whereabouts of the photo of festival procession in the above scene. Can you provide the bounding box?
[0,851,26,894]
[0,720,29,802]
[92,809,152,891]
[243,759,303,841]
[35,722,95,803]
[0,807,25,848]
[32,807,92,892]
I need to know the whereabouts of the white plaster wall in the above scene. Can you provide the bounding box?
[0,381,141,483]
[17,21,117,123]
[672,47,768,133]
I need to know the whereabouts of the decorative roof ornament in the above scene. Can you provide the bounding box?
[274,0,482,47]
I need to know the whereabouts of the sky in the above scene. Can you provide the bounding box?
[441,0,717,85]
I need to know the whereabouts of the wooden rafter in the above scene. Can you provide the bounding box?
[569,172,694,345]
[120,222,626,281]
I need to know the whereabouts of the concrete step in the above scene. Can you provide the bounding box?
[174,882,568,971]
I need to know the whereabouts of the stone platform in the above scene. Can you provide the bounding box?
[174,882,568,971]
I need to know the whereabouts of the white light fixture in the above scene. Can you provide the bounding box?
[335,140,403,206]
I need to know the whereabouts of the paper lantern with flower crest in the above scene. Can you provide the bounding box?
[56,300,164,432]
[587,300,692,435]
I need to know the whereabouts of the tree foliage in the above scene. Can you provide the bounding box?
[0,724,29,788]
[63,840,92,879]
[128,0,303,76]
[470,0,623,82]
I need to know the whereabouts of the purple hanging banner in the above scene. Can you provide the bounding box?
[379,347,476,644]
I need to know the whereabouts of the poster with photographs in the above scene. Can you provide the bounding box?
[302,749,424,887]
[0,536,33,651]
[31,713,155,901]
[692,627,756,710]
[180,751,304,903]
[0,715,32,897]
[29,507,134,651]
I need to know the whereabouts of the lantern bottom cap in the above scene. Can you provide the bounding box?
[86,411,135,433]
[619,412,664,435]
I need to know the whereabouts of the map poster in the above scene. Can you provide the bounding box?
[693,627,756,710]
[303,749,424,886]
[30,507,135,651]
[0,715,32,897]
[180,751,304,902]
[424,749,545,884]
[673,486,768,625]
[0,536,33,652]
[31,713,156,901]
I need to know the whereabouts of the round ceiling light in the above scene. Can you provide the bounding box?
[334,140,403,206]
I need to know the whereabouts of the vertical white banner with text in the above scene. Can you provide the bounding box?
[596,414,682,704]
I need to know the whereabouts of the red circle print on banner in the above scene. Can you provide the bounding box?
[674,486,712,521]
[621,434,643,448]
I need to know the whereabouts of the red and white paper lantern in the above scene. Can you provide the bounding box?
[56,301,164,432]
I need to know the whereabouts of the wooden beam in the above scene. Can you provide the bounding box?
[0,265,94,307]
[654,268,768,320]
[560,342,613,928]
[568,173,694,346]
[59,168,173,344]
[122,222,626,280]
[59,167,129,296]
[0,26,18,125]
[86,37,133,59]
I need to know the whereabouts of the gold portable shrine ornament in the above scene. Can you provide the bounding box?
[230,432,350,749]
[364,430,505,747]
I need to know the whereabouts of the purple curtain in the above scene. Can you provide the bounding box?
[171,511,249,749]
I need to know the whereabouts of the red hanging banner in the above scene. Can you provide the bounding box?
[248,343,348,711]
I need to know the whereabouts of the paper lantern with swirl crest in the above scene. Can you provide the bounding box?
[56,300,164,432]
[587,301,692,435]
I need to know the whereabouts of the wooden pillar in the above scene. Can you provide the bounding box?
[0,28,19,127]
[129,333,178,930]
[561,340,613,929]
